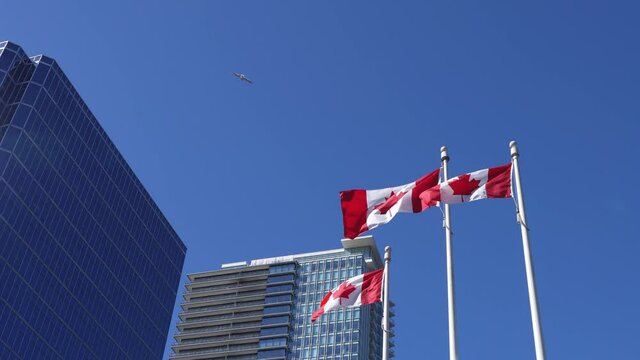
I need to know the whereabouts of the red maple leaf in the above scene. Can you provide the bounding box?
[448,174,481,195]
[333,281,357,304]
[374,191,406,214]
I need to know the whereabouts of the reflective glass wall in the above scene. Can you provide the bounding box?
[0,41,186,359]
[290,248,385,360]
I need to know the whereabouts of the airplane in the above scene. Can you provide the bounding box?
[233,72,253,84]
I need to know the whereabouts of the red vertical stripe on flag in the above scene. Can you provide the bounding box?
[340,190,368,239]
[419,184,441,210]
[411,169,441,212]
[360,268,384,305]
[486,163,512,198]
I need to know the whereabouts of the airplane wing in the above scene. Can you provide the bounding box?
[244,78,253,84]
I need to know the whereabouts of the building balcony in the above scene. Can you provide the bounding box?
[188,289,266,303]
[175,321,263,340]
[170,342,259,360]
[172,332,261,352]
[179,300,266,319]
[187,270,269,288]
[184,284,268,302]
[178,310,264,329]
[191,277,266,291]
[182,291,267,310]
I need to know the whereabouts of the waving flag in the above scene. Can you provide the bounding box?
[340,169,440,239]
[311,268,384,322]
[420,163,512,208]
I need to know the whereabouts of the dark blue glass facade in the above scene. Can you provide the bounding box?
[0,41,186,359]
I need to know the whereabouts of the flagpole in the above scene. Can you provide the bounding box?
[441,146,458,360]
[382,246,391,360]
[509,141,546,360]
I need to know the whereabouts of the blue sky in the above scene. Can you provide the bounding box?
[4,0,640,358]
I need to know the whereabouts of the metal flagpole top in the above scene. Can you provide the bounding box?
[440,145,458,360]
[440,146,449,161]
[508,139,546,360]
[381,245,391,360]
[509,140,519,158]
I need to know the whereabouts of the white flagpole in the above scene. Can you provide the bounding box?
[441,146,458,360]
[382,246,391,360]
[509,141,546,360]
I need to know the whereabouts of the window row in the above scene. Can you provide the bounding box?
[268,263,295,274]
[293,331,360,346]
[259,337,287,348]
[300,257,363,273]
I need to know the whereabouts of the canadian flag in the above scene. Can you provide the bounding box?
[420,163,512,208]
[340,169,440,239]
[311,268,384,322]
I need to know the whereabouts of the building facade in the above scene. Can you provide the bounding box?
[171,236,394,360]
[0,41,186,359]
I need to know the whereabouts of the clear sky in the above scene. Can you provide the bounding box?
[4,0,640,358]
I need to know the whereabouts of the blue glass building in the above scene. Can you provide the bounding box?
[171,236,394,360]
[0,41,186,359]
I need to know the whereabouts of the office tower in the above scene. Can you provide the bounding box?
[0,41,186,359]
[171,236,394,360]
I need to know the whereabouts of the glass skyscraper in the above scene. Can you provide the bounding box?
[171,236,394,360]
[0,41,186,359]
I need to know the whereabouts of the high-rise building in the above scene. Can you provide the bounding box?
[171,236,394,360]
[0,41,186,359]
